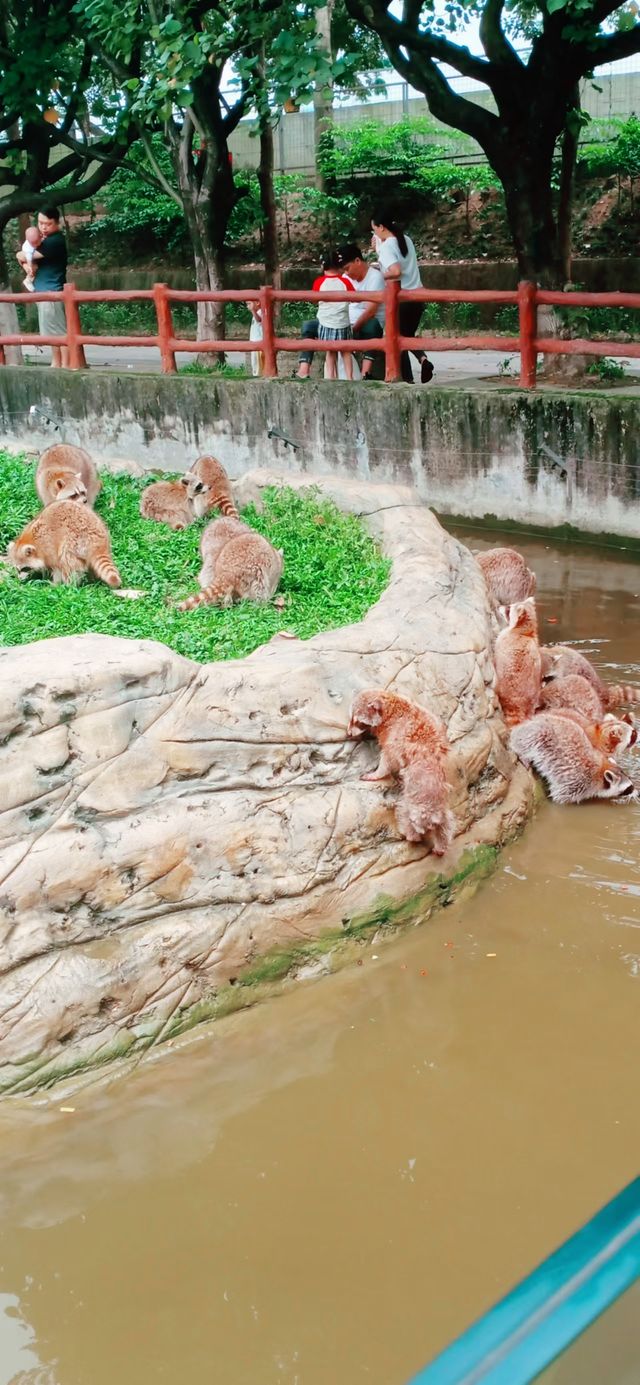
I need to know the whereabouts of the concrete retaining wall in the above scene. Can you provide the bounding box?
[1,368,639,543]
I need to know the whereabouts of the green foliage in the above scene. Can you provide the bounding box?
[81,139,262,254]
[178,361,248,377]
[318,118,502,216]
[0,458,390,663]
[0,1,135,238]
[450,301,482,330]
[75,300,196,336]
[227,171,264,242]
[557,299,640,340]
[83,136,185,251]
[586,356,627,382]
[299,185,359,242]
[0,1,75,122]
[319,116,448,181]
[579,116,640,184]
[494,306,519,333]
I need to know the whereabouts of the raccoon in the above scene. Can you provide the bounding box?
[510,713,635,805]
[181,455,238,521]
[543,706,637,757]
[140,480,193,530]
[541,644,640,710]
[538,673,605,722]
[35,444,101,507]
[494,597,542,726]
[7,501,121,587]
[476,546,537,608]
[347,688,454,855]
[176,516,283,610]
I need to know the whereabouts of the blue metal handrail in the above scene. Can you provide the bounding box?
[407,1176,640,1385]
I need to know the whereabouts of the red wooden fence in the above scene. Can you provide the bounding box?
[0,280,639,388]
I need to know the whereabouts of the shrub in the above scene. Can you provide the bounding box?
[586,357,627,382]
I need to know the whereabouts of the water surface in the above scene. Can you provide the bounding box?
[1,527,638,1385]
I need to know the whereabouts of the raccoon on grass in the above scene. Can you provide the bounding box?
[0,453,390,665]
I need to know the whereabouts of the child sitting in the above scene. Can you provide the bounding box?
[316,249,353,380]
[21,225,42,291]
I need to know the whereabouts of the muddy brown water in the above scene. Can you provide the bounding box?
[1,527,639,1385]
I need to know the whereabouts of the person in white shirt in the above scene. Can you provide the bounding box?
[316,249,354,380]
[336,242,385,380]
[371,210,434,385]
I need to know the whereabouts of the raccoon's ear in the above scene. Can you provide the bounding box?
[55,476,65,490]
[180,474,190,486]
[367,696,385,726]
[603,769,616,787]
[21,544,35,558]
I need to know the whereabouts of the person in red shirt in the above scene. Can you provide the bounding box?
[295,260,355,380]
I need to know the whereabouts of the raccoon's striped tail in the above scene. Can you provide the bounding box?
[218,495,239,519]
[176,583,225,612]
[604,684,640,709]
[92,552,122,588]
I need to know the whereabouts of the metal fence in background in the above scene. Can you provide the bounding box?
[228,60,640,176]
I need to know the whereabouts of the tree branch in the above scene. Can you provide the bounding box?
[479,0,522,68]
[347,0,495,85]
[61,43,93,136]
[588,23,640,66]
[0,144,131,224]
[222,91,248,137]
[591,0,634,23]
[374,29,500,152]
[178,109,194,187]
[138,130,183,206]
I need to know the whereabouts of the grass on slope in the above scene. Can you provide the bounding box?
[0,453,390,664]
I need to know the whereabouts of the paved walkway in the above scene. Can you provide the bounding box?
[21,342,640,387]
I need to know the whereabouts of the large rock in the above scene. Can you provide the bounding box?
[0,474,532,1093]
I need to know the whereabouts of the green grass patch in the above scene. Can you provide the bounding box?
[0,453,390,663]
[178,361,249,379]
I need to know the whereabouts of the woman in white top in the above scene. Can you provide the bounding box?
[371,210,433,385]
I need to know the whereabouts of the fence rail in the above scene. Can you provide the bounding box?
[0,280,639,387]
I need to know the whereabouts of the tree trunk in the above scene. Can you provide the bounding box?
[0,217,23,366]
[500,153,565,287]
[557,87,580,283]
[258,119,280,289]
[498,141,589,380]
[186,206,227,363]
[313,1,334,192]
[171,126,239,364]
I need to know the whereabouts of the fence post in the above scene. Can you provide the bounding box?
[63,282,85,370]
[259,285,278,377]
[153,282,177,373]
[384,278,402,382]
[518,280,537,389]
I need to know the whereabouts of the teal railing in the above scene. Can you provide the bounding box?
[407,1176,640,1385]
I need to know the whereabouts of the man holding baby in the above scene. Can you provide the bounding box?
[16,205,68,368]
